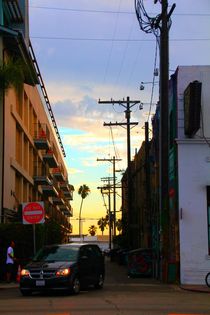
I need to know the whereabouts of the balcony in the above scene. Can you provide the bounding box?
[34,134,51,151]
[60,183,74,200]
[34,125,51,150]
[33,175,52,186]
[52,196,65,206]
[3,0,24,23]
[60,204,73,217]
[63,190,73,200]
[52,167,65,182]
[43,149,58,168]
[42,185,58,197]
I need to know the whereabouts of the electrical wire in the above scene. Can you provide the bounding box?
[29,5,210,17]
[134,0,161,37]
[124,42,143,93]
[147,38,158,122]
[111,16,136,96]
[110,126,120,160]
[31,36,210,42]
[102,0,122,86]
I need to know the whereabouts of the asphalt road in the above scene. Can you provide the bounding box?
[0,258,210,315]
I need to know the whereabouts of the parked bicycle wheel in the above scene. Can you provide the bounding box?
[205,272,210,287]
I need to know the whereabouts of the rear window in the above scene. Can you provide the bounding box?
[33,246,79,262]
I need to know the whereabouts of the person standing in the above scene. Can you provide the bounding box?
[6,241,16,282]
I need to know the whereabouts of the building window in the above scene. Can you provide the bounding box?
[206,186,210,255]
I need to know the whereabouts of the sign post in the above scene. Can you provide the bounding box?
[22,202,45,255]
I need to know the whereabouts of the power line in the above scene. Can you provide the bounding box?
[102,0,122,87]
[31,36,210,42]
[29,5,210,16]
[147,38,158,122]
[111,16,136,96]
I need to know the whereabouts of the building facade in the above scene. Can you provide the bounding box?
[0,0,73,239]
[173,66,210,284]
[121,65,210,284]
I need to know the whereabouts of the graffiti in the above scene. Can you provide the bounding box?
[127,249,153,277]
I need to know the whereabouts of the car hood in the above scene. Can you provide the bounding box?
[26,261,75,269]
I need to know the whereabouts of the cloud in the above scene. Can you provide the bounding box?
[67,167,83,175]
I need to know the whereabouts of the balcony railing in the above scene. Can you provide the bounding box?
[60,182,74,200]
[34,124,51,150]
[3,0,24,23]
[42,185,58,197]
[43,149,58,168]
[33,175,52,186]
[63,190,73,200]
[59,203,73,217]
[52,167,65,182]
[52,196,65,206]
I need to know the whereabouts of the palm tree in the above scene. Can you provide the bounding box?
[97,217,108,235]
[78,184,90,237]
[116,219,123,233]
[88,225,97,236]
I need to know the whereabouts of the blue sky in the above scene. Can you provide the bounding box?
[29,0,210,235]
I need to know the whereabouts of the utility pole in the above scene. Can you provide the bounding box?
[97,157,121,237]
[135,0,176,281]
[98,97,140,248]
[98,177,112,250]
[145,122,151,247]
[158,0,176,282]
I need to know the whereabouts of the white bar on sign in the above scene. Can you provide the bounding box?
[24,210,42,215]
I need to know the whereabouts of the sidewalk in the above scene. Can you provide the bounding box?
[0,281,19,289]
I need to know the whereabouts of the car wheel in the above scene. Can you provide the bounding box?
[20,289,32,296]
[95,273,104,289]
[71,276,80,295]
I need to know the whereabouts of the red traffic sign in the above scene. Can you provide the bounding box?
[22,202,45,224]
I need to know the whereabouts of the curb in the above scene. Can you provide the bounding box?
[180,285,210,293]
[0,282,19,290]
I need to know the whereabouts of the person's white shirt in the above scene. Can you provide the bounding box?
[6,246,14,264]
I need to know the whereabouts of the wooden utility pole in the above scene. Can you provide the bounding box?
[135,0,176,281]
[98,177,113,249]
[97,157,121,237]
[159,0,176,281]
[145,122,151,246]
[98,97,140,248]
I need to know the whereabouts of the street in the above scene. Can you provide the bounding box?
[0,258,210,315]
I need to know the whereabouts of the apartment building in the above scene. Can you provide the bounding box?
[0,0,73,236]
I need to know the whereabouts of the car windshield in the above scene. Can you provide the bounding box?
[33,245,79,262]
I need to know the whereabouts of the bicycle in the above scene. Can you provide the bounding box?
[205,272,210,287]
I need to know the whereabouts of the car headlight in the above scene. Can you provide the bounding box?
[20,269,30,277]
[55,268,70,277]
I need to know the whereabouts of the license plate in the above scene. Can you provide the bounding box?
[36,280,45,286]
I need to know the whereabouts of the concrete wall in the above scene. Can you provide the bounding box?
[176,66,210,284]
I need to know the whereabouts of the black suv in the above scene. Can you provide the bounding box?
[19,243,105,296]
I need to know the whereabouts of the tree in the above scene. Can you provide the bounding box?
[88,225,97,236]
[97,217,108,235]
[78,184,90,237]
[0,58,27,97]
[116,219,123,233]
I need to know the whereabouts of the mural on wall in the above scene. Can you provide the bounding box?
[127,248,153,277]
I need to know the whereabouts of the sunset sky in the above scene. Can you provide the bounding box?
[29,0,210,235]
